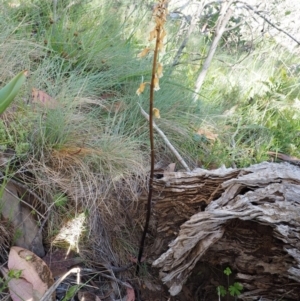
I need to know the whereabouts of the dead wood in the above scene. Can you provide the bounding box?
[151,162,300,300]
[149,166,242,257]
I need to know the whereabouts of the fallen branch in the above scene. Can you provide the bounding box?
[138,103,190,172]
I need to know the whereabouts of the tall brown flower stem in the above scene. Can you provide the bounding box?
[135,0,168,275]
[136,26,160,275]
[136,25,161,275]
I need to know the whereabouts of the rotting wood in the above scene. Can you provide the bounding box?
[149,166,242,257]
[151,162,300,300]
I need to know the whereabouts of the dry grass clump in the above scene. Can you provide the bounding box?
[17,100,148,263]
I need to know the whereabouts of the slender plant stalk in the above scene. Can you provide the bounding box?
[136,25,161,275]
[135,0,168,275]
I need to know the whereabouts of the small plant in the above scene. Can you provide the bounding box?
[54,193,68,208]
[0,269,22,294]
[0,269,22,293]
[217,267,243,301]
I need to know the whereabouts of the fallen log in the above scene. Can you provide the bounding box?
[151,162,300,300]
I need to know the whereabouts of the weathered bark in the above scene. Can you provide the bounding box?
[150,162,300,300]
[149,166,242,257]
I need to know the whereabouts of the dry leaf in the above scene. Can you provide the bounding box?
[32,88,58,109]
[9,278,34,301]
[157,41,164,52]
[137,48,151,58]
[8,247,54,301]
[149,28,157,41]
[155,17,165,27]
[157,63,163,78]
[153,75,160,91]
[197,128,218,141]
[136,82,147,96]
[125,283,135,301]
[160,29,167,41]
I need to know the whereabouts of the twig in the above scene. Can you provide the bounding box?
[109,263,134,273]
[267,151,300,166]
[82,268,133,289]
[138,103,191,172]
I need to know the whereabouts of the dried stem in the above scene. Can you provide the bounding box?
[136,25,161,276]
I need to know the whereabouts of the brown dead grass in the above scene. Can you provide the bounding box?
[18,136,147,266]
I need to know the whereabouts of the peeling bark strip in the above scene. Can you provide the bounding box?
[152,162,300,299]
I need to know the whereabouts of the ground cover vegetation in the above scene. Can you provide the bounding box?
[0,0,299,299]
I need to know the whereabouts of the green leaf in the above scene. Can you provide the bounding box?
[0,70,28,114]
[223,267,232,276]
[229,282,243,296]
[62,285,79,301]
[217,285,227,297]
